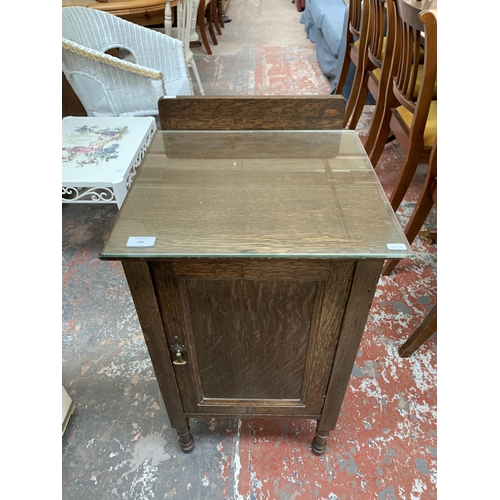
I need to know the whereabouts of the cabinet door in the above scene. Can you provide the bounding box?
[150,260,355,418]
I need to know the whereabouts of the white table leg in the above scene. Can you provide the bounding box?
[191,0,200,42]
[114,183,128,209]
[164,0,173,36]
[164,0,199,41]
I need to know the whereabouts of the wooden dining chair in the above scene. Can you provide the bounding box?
[367,3,437,212]
[158,95,346,130]
[344,0,392,130]
[334,0,370,128]
[382,138,436,275]
[361,0,398,153]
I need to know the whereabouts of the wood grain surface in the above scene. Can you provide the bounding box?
[317,259,384,432]
[99,131,412,260]
[159,96,346,131]
[147,259,356,417]
[121,261,188,429]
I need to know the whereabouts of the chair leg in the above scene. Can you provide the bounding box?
[347,75,370,130]
[398,304,437,357]
[334,38,354,95]
[189,61,205,95]
[383,140,437,275]
[343,54,366,128]
[363,94,387,156]
[217,0,224,27]
[382,183,435,275]
[197,0,212,55]
[381,259,398,276]
[206,1,218,45]
[212,0,222,35]
[368,109,392,167]
[389,152,421,212]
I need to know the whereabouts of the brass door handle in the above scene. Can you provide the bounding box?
[173,350,187,365]
[171,336,187,366]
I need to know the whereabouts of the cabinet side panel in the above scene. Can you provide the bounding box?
[318,260,384,432]
[121,261,187,429]
[300,261,356,409]
[185,279,316,400]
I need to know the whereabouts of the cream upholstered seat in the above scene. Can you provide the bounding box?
[62,6,193,117]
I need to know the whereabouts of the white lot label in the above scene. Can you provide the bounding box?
[386,243,407,250]
[127,236,156,247]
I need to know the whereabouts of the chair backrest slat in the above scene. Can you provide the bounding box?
[349,0,364,38]
[367,0,387,68]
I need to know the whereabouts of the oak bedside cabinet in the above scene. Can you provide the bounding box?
[99,129,412,454]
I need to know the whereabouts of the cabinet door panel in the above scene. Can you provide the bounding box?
[185,279,316,400]
[150,260,354,417]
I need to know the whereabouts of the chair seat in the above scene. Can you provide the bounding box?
[414,65,438,99]
[372,67,382,83]
[395,100,437,148]
[371,65,437,99]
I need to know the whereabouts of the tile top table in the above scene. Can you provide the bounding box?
[100,130,413,454]
[62,116,156,209]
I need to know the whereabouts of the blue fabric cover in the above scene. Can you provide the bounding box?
[321,13,345,58]
[300,0,375,104]
[309,0,346,37]
[301,5,316,42]
[301,0,348,91]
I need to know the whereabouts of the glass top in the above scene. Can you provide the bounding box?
[99,131,413,260]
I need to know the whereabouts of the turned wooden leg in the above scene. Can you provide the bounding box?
[311,426,330,455]
[176,424,194,453]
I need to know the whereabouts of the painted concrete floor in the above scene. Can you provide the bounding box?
[62,1,437,498]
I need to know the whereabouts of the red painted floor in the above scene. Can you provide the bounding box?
[62,1,437,498]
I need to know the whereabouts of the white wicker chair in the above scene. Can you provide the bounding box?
[62,6,193,117]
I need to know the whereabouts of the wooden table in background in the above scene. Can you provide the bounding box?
[62,0,201,41]
[62,0,168,26]
[401,0,437,26]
